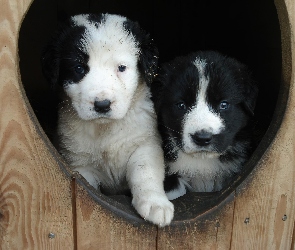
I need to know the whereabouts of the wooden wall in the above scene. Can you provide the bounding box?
[0,0,294,249]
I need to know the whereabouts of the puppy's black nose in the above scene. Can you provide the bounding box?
[191,131,212,146]
[94,99,111,113]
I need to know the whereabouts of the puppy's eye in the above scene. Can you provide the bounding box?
[176,102,187,110]
[74,65,85,74]
[118,65,127,72]
[219,101,230,110]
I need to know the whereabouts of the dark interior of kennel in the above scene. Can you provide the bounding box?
[19,0,282,221]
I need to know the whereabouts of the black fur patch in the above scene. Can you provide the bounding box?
[164,173,181,193]
[123,20,159,85]
[41,19,89,87]
[87,13,105,28]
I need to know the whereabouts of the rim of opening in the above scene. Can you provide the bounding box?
[19,0,292,226]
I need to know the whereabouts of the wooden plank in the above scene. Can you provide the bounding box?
[74,178,158,250]
[230,0,295,249]
[1,0,294,249]
[157,193,235,250]
[0,0,75,249]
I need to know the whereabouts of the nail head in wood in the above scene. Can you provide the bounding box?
[244,218,250,224]
[48,233,55,239]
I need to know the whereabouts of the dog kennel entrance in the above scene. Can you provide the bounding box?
[0,0,292,248]
[19,0,282,218]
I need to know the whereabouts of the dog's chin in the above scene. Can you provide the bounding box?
[75,108,128,123]
[78,114,122,124]
[192,151,221,159]
[93,117,114,124]
[87,113,133,124]
[183,148,221,159]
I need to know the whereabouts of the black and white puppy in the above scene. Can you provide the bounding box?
[42,13,173,226]
[152,51,258,200]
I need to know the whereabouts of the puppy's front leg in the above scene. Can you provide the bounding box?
[127,142,174,227]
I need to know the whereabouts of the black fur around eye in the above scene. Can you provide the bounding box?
[118,65,127,72]
[74,65,85,74]
[176,102,187,110]
[219,101,230,110]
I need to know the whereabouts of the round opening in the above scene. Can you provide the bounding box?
[19,0,287,223]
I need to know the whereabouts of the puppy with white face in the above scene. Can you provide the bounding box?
[42,13,173,226]
[152,51,258,200]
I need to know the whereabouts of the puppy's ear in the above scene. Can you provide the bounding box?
[150,66,167,113]
[243,81,258,116]
[231,58,258,116]
[239,65,258,116]
[138,35,159,86]
[41,17,72,88]
[41,43,60,88]
[123,20,159,86]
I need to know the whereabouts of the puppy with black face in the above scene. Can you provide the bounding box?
[152,51,258,200]
[42,13,174,226]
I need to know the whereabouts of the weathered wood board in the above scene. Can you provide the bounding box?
[0,1,75,249]
[231,0,295,249]
[0,0,294,249]
[74,178,158,250]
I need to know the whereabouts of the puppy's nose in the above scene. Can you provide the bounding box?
[191,131,212,146]
[94,99,111,113]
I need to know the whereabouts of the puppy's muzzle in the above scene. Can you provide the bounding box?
[190,131,213,147]
[94,99,111,113]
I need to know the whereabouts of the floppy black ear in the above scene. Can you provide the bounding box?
[138,35,159,86]
[41,16,72,88]
[243,81,258,116]
[239,64,258,116]
[123,20,159,86]
[41,43,60,88]
[150,74,162,112]
[231,59,258,116]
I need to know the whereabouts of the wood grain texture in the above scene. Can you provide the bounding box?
[157,193,235,250]
[74,179,158,250]
[0,0,74,249]
[230,0,295,249]
[0,0,295,249]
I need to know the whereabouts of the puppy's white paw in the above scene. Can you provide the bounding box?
[72,166,100,189]
[132,192,174,227]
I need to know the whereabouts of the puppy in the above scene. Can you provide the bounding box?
[151,51,258,200]
[42,13,173,226]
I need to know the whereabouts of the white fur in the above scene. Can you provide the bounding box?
[168,150,235,192]
[58,14,173,226]
[167,138,247,195]
[182,58,225,154]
